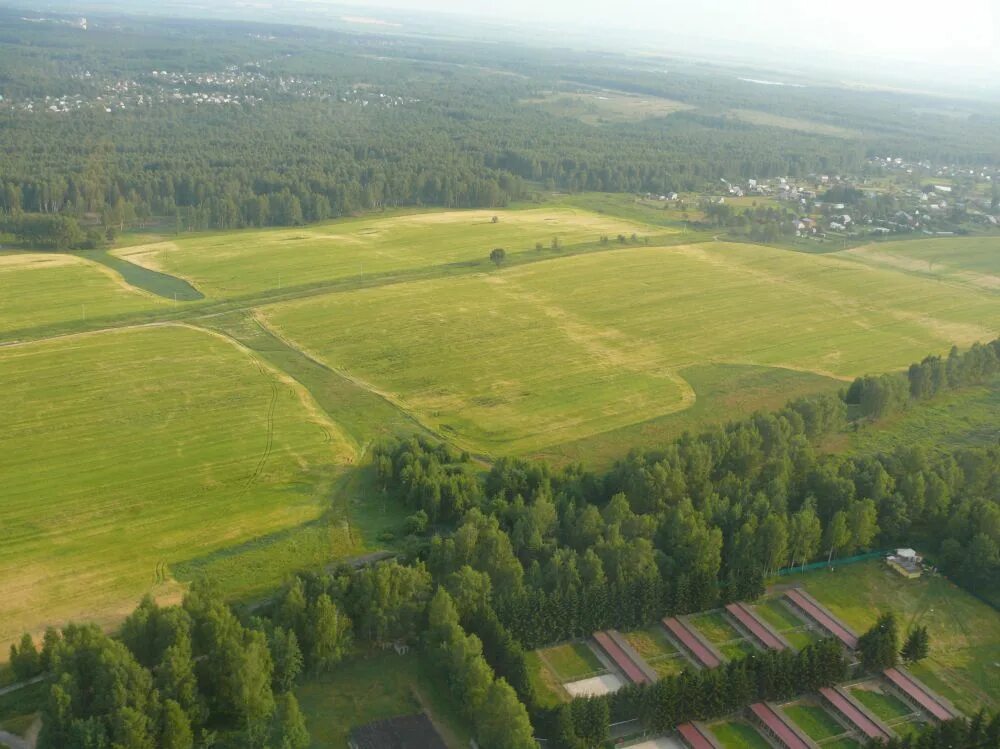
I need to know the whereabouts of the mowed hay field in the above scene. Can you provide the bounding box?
[114,207,671,299]
[784,561,1000,714]
[0,252,168,334]
[262,240,1000,455]
[844,236,1000,291]
[0,324,354,654]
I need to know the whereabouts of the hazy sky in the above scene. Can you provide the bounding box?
[340,0,1000,72]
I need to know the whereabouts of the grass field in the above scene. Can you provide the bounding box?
[844,236,1000,292]
[728,109,861,139]
[0,680,46,738]
[687,612,744,645]
[525,90,692,125]
[537,642,605,682]
[624,626,688,678]
[264,239,1000,455]
[710,720,771,749]
[838,379,1000,455]
[755,599,806,631]
[784,561,1000,714]
[525,651,567,707]
[783,701,847,741]
[0,252,167,334]
[0,324,356,654]
[295,651,470,748]
[848,684,913,721]
[114,207,670,299]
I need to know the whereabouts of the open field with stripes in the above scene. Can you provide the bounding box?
[0,324,356,655]
[844,236,1000,292]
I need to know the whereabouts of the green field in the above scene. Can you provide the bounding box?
[845,236,1000,291]
[848,684,913,721]
[115,207,669,299]
[785,561,1000,714]
[0,680,46,738]
[710,720,771,749]
[536,642,605,682]
[687,612,744,645]
[783,701,847,741]
[295,651,470,748]
[0,252,167,334]
[525,651,567,707]
[755,599,806,631]
[264,239,1000,455]
[728,109,861,139]
[525,90,692,125]
[624,626,687,678]
[0,324,355,654]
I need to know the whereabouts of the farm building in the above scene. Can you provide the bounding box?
[886,549,922,579]
[348,713,448,749]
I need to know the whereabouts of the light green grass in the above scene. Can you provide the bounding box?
[526,90,693,125]
[116,207,669,299]
[720,641,756,661]
[625,626,680,660]
[823,739,862,749]
[688,612,743,645]
[845,236,1000,291]
[786,561,1000,713]
[710,720,771,749]
[295,651,471,748]
[0,324,356,656]
[785,630,820,651]
[755,599,806,632]
[264,240,999,455]
[0,252,167,334]
[841,380,1000,455]
[537,642,604,682]
[525,651,567,707]
[849,685,913,721]
[728,109,861,139]
[783,702,846,741]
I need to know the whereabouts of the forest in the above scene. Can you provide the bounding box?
[2,7,1000,234]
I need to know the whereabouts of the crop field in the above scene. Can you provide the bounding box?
[525,90,693,124]
[114,207,670,299]
[263,240,1000,456]
[783,560,1000,714]
[845,236,1000,291]
[0,252,167,334]
[0,324,354,654]
[848,683,914,722]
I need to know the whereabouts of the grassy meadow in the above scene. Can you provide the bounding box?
[0,324,355,654]
[844,236,1000,292]
[525,90,693,125]
[263,240,1000,456]
[783,560,1000,714]
[113,207,671,299]
[0,252,168,334]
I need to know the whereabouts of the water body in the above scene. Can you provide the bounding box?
[86,250,204,301]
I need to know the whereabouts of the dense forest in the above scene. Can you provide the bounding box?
[2,8,1000,232]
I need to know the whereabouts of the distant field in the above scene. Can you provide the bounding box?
[0,324,354,655]
[710,720,771,749]
[264,240,999,455]
[526,90,692,124]
[114,207,669,299]
[728,109,861,139]
[783,560,1000,714]
[844,237,1000,291]
[0,252,167,334]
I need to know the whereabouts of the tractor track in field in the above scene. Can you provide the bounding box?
[241,356,278,495]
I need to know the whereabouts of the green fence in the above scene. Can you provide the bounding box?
[775,549,889,577]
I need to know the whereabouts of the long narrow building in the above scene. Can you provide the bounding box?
[749,703,815,749]
[883,667,958,721]
[593,630,650,685]
[662,617,723,669]
[725,602,789,651]
[819,686,894,743]
[784,589,859,649]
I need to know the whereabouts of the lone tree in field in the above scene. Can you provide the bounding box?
[491,215,499,223]
[551,236,561,250]
[901,625,930,663]
[490,247,506,267]
[858,612,899,671]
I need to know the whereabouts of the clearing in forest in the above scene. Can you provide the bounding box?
[262,240,1000,456]
[0,252,168,335]
[782,560,1000,715]
[113,207,671,298]
[0,324,355,656]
